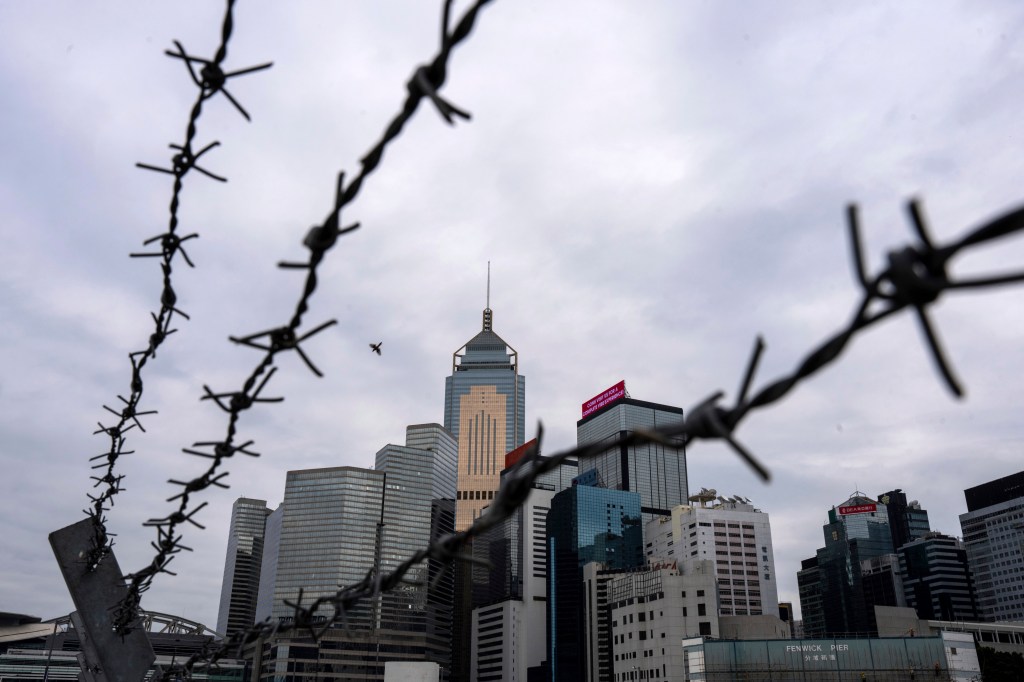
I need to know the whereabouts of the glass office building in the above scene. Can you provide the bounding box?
[216,498,272,638]
[576,397,687,525]
[374,423,458,671]
[546,481,644,682]
[800,493,896,637]
[270,467,386,625]
[877,488,931,550]
[253,425,458,680]
[216,493,272,638]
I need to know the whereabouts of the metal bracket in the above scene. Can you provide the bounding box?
[50,519,156,682]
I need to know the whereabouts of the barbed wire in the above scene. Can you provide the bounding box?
[112,0,496,637]
[74,0,1024,675]
[157,197,1024,679]
[83,0,271,573]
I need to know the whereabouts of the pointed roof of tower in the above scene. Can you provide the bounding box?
[452,263,518,370]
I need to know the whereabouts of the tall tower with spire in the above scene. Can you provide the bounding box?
[444,265,526,531]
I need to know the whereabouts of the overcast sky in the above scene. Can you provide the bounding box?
[2,1,1023,631]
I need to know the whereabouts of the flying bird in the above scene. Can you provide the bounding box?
[369,342,382,355]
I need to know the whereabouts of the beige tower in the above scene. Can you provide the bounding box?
[443,290,525,532]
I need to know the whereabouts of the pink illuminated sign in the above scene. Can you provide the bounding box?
[582,380,626,418]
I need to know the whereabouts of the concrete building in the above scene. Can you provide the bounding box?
[607,559,720,682]
[576,386,687,525]
[958,470,1024,622]
[645,491,780,618]
[216,497,271,638]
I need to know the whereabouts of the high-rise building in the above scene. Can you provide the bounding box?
[576,387,687,525]
[877,488,931,549]
[252,424,458,679]
[959,470,1024,622]
[444,301,526,533]
[800,492,897,636]
[268,466,385,624]
[546,478,644,682]
[898,531,978,622]
[254,504,282,624]
[796,557,824,638]
[216,497,271,638]
[374,424,458,672]
[443,290,526,682]
[645,491,780,618]
[469,453,578,682]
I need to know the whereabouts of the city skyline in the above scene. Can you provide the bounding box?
[3,0,1024,635]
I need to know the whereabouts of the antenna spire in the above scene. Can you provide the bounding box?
[482,261,493,331]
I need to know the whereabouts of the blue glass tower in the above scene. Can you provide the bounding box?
[444,300,525,532]
[546,480,644,682]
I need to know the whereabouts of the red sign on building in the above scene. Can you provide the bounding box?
[581,380,626,418]
[838,503,877,516]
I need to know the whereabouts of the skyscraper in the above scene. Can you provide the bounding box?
[959,470,1024,622]
[444,283,526,682]
[800,492,897,636]
[374,423,458,671]
[444,298,526,532]
[576,386,687,524]
[216,497,271,638]
[251,424,458,679]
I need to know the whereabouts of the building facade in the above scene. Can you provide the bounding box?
[796,557,825,639]
[546,481,644,682]
[608,559,720,682]
[645,493,780,618]
[681,632,979,681]
[799,492,898,637]
[959,470,1024,622]
[444,305,526,533]
[576,395,687,525]
[897,531,977,622]
[252,424,458,680]
[470,455,578,682]
[216,497,272,638]
[878,488,931,550]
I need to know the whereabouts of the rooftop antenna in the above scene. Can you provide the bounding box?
[482,261,493,331]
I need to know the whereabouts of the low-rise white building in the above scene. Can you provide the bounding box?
[608,559,719,682]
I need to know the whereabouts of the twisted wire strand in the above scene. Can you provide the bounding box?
[85,0,270,572]
[158,198,1024,679]
[114,0,495,636]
